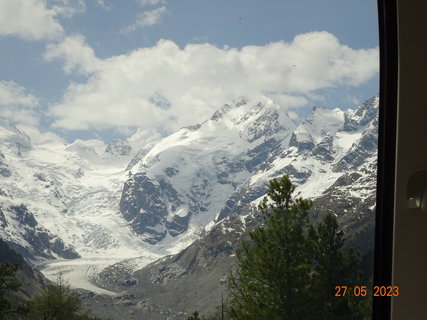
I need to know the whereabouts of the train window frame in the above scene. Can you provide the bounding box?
[373,0,398,319]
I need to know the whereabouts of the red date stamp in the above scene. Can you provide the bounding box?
[335,285,400,297]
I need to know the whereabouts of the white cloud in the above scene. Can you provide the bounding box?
[0,0,64,40]
[121,6,168,33]
[49,0,86,18]
[0,81,39,125]
[127,127,162,151]
[0,81,38,107]
[44,34,103,74]
[46,31,379,133]
[17,124,65,145]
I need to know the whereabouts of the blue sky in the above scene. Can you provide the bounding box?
[0,0,379,143]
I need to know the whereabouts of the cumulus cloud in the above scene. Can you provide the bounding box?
[121,6,168,33]
[0,0,88,41]
[0,81,39,125]
[0,0,64,40]
[46,31,379,133]
[44,34,103,74]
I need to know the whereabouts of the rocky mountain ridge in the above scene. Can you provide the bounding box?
[120,96,378,246]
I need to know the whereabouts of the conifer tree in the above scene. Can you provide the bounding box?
[227,175,369,320]
[26,275,102,320]
[187,311,202,320]
[309,213,370,320]
[227,175,313,320]
[0,263,21,319]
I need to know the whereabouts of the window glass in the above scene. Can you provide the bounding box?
[0,1,378,319]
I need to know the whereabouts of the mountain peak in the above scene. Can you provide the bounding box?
[0,119,32,156]
[289,106,345,152]
[343,95,379,131]
[105,139,132,156]
[122,98,298,243]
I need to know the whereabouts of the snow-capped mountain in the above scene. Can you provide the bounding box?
[0,123,149,263]
[89,97,378,319]
[120,97,296,244]
[120,96,378,245]
[0,121,77,260]
[0,95,378,313]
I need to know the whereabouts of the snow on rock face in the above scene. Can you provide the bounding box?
[0,150,12,177]
[121,98,297,244]
[0,122,148,263]
[0,120,32,156]
[343,96,379,131]
[65,139,103,159]
[0,203,80,260]
[105,139,132,156]
[121,96,379,245]
[289,106,345,152]
[333,122,378,172]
